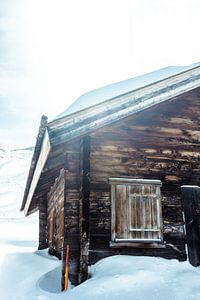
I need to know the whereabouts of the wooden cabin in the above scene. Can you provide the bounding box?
[21,63,200,288]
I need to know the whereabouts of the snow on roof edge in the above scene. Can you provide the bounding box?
[53,62,200,121]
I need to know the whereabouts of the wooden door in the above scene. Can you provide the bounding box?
[181,185,200,266]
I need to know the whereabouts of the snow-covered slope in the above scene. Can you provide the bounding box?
[0,148,33,219]
[0,148,39,243]
[1,148,200,300]
[0,148,65,299]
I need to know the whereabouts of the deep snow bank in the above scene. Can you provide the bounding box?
[64,255,200,300]
[0,248,65,300]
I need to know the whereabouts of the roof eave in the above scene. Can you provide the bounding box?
[48,65,200,146]
[21,116,50,215]
[24,129,51,216]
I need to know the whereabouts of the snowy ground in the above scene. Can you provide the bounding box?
[1,148,200,300]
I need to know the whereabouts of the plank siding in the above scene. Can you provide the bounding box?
[63,140,82,286]
[47,169,65,258]
[89,89,200,264]
[78,136,91,283]
[38,195,48,249]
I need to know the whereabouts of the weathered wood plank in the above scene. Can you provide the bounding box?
[47,169,65,257]
[78,136,91,283]
[181,186,200,267]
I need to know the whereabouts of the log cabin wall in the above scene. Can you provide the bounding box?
[38,195,48,250]
[47,168,65,258]
[78,136,90,283]
[89,88,200,264]
[46,140,82,287]
[63,140,82,286]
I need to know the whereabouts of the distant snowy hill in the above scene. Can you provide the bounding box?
[0,147,40,246]
[0,148,33,219]
[0,147,64,300]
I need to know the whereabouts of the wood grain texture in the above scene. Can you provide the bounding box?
[78,136,91,283]
[47,169,65,257]
[63,140,82,286]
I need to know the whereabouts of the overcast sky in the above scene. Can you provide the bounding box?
[1,0,200,149]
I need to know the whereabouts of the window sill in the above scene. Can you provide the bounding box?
[110,241,166,249]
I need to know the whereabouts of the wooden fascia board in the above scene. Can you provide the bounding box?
[49,67,200,146]
[21,115,48,212]
[24,129,51,216]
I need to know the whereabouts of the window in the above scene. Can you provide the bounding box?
[110,178,163,245]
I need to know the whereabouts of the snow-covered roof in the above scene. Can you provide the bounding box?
[57,62,200,119]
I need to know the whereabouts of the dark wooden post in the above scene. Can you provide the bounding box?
[62,145,82,288]
[78,136,90,283]
[181,185,200,266]
[38,196,48,250]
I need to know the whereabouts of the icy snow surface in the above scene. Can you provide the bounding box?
[1,148,200,299]
[56,62,200,120]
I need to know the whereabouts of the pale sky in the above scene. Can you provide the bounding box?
[0,0,200,149]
